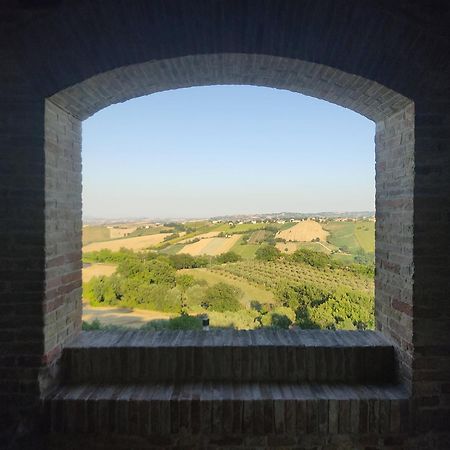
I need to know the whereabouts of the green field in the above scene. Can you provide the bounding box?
[159,243,185,255]
[323,221,374,255]
[215,222,276,234]
[354,221,375,253]
[229,236,259,259]
[127,226,171,238]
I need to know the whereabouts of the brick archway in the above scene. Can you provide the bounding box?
[44,52,414,382]
[1,1,449,448]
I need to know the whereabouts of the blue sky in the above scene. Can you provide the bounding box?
[82,85,375,219]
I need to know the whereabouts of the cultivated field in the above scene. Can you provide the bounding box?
[214,259,374,295]
[109,226,137,239]
[178,235,241,256]
[248,230,270,244]
[178,231,220,244]
[83,233,171,252]
[276,220,328,242]
[82,263,117,282]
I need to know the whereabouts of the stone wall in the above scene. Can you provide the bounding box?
[375,104,415,386]
[41,100,82,391]
[412,100,450,432]
[0,52,47,442]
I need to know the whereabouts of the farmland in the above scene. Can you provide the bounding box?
[178,234,241,256]
[276,220,328,242]
[323,220,374,254]
[82,216,375,331]
[82,233,171,252]
[213,259,373,295]
[82,226,111,245]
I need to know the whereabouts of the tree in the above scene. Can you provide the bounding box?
[176,274,195,291]
[255,245,280,261]
[216,251,242,264]
[201,282,242,312]
[291,248,330,269]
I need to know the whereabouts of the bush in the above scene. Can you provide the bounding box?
[184,285,208,312]
[348,262,375,277]
[260,306,295,329]
[82,318,102,330]
[201,282,242,312]
[168,253,209,269]
[255,245,280,261]
[83,248,138,264]
[167,314,202,330]
[291,248,330,269]
[176,274,195,290]
[275,282,374,330]
[216,251,242,264]
[83,275,122,305]
[132,285,181,313]
[207,309,260,329]
[81,319,128,331]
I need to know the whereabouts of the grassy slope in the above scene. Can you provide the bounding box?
[354,221,375,253]
[82,226,111,245]
[180,267,275,305]
[127,226,172,238]
[323,220,375,255]
[229,236,259,259]
[159,243,185,255]
[323,222,361,254]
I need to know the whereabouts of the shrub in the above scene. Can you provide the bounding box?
[167,314,202,330]
[291,248,330,268]
[201,282,242,312]
[81,319,128,331]
[207,309,260,329]
[184,285,208,312]
[82,318,102,330]
[255,245,280,261]
[131,285,181,313]
[260,306,295,329]
[216,251,242,264]
[176,274,195,290]
[168,253,209,269]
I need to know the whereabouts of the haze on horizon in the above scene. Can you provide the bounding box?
[82,85,375,219]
